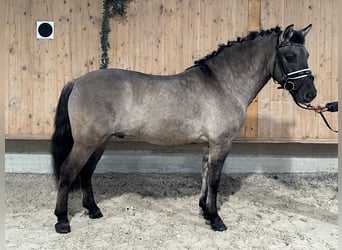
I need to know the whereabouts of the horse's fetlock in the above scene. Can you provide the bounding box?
[54,209,66,217]
[83,202,103,219]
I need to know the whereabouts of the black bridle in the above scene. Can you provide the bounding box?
[273,43,313,92]
[273,43,338,133]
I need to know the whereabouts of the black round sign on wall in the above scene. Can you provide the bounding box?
[36,21,54,39]
[38,23,53,37]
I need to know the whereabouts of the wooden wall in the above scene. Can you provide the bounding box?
[258,0,338,142]
[3,0,338,142]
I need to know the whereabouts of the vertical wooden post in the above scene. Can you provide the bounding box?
[1,0,7,137]
[0,0,6,247]
[245,0,261,138]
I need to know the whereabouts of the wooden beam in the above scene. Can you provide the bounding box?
[0,0,6,248]
[245,0,261,138]
[1,0,7,137]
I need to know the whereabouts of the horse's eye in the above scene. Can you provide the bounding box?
[285,55,295,62]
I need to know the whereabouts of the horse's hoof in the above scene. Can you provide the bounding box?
[55,222,71,234]
[89,209,103,219]
[210,216,227,232]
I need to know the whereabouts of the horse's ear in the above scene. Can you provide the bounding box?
[279,24,294,44]
[300,24,312,37]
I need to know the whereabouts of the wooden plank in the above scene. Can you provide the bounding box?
[324,0,337,139]
[6,0,16,136]
[140,0,154,73]
[3,0,337,142]
[187,0,201,65]
[245,0,261,138]
[85,1,101,72]
[11,1,33,136]
[329,0,338,137]
[128,0,153,73]
[304,0,321,139]
[32,0,54,136]
[1,0,7,143]
[127,0,138,71]
[176,0,189,71]
[4,0,10,136]
[112,1,129,70]
[199,0,209,61]
[247,0,260,31]
[316,0,334,139]
[163,0,178,74]
[152,0,165,74]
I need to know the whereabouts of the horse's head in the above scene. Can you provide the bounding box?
[272,24,317,105]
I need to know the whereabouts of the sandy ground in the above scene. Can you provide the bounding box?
[5,173,337,250]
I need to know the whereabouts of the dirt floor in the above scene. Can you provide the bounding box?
[5,173,337,250]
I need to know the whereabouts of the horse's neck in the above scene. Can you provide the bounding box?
[209,35,277,108]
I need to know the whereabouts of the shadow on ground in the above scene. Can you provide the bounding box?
[67,173,245,217]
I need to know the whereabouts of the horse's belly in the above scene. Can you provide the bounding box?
[121,119,206,146]
[140,133,208,146]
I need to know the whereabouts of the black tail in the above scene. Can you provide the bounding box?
[51,81,75,187]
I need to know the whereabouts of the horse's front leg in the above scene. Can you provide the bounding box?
[201,142,231,231]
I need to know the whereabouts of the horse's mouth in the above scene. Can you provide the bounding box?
[291,90,316,106]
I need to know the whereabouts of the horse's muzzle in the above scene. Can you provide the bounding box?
[293,75,317,104]
[303,90,316,103]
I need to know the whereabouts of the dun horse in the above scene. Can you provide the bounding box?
[52,24,316,233]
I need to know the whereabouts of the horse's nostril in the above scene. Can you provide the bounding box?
[304,92,316,102]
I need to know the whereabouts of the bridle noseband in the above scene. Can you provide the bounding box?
[281,68,313,91]
[272,42,337,133]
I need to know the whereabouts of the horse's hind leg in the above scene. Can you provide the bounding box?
[54,144,95,234]
[80,146,106,219]
[199,146,209,214]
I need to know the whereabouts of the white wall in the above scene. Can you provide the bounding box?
[5,141,338,174]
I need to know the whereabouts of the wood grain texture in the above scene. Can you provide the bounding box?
[245,0,261,138]
[4,0,337,142]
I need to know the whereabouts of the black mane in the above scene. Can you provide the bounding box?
[193,26,282,68]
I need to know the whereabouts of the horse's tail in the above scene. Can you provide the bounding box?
[51,81,75,188]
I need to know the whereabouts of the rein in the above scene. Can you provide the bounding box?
[273,43,338,133]
[293,100,338,133]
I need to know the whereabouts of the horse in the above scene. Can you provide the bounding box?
[51,24,316,233]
